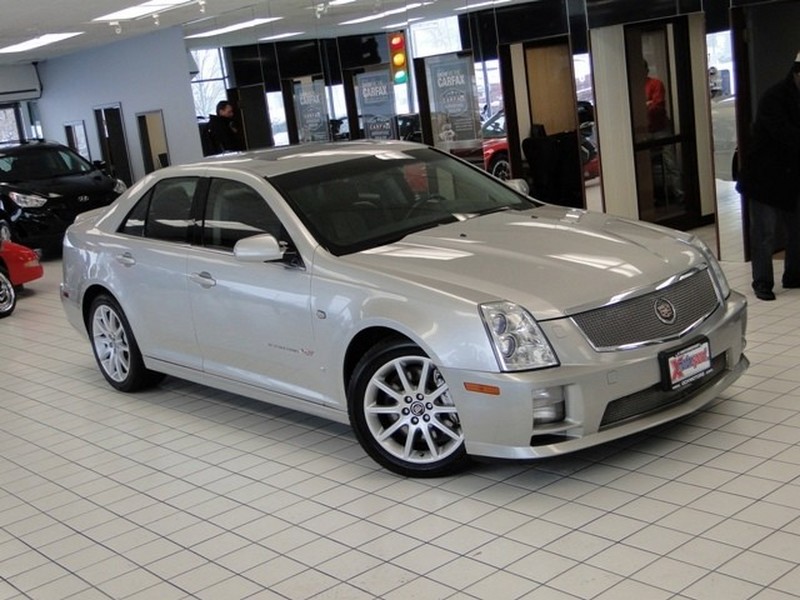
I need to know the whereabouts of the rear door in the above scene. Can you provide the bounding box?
[112,176,200,369]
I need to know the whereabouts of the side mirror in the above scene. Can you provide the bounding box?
[233,233,284,263]
[504,178,529,196]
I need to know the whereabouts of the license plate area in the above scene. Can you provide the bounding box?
[659,338,712,391]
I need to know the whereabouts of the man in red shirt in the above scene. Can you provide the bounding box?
[644,60,683,204]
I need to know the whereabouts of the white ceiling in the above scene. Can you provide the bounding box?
[0,0,524,66]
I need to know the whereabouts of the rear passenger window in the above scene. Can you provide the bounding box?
[202,179,281,250]
[119,177,198,242]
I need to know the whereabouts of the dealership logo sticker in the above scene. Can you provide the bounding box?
[654,298,676,324]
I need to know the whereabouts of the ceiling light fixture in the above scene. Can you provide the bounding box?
[198,0,206,13]
[153,13,160,26]
[340,2,424,26]
[259,31,304,42]
[110,21,122,34]
[185,17,283,39]
[454,0,511,11]
[93,0,188,22]
[0,32,84,53]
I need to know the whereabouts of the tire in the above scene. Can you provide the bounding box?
[88,294,163,392]
[348,339,469,477]
[489,153,510,181]
[0,268,16,318]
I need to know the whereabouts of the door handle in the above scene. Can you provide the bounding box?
[189,271,216,288]
[115,252,135,267]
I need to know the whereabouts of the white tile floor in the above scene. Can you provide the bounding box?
[2,256,800,600]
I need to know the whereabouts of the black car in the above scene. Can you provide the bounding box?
[0,141,126,253]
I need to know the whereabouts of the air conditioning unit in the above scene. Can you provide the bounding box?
[0,64,41,102]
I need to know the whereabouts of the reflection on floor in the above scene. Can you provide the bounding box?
[713,179,745,263]
[3,258,800,599]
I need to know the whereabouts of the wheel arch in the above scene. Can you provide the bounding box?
[343,327,414,395]
[80,284,118,331]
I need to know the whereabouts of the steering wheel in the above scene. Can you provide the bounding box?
[404,193,448,219]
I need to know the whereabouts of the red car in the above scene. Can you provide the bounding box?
[481,109,600,182]
[0,240,43,318]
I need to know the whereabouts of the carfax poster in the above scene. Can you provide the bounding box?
[357,71,397,140]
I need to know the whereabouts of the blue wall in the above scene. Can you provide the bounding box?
[36,27,203,182]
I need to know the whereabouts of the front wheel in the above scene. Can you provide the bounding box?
[348,339,469,477]
[489,153,511,181]
[88,294,163,392]
[0,220,12,243]
[0,268,17,318]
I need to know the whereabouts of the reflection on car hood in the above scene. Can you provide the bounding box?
[344,205,705,319]
[4,171,116,197]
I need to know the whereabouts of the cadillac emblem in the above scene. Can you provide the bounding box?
[654,298,676,325]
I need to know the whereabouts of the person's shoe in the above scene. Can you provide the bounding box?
[755,289,776,301]
[782,279,800,289]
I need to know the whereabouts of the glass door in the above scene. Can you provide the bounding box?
[626,19,700,230]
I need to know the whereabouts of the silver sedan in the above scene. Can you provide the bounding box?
[60,141,747,477]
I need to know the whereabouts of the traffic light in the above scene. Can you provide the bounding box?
[388,31,408,85]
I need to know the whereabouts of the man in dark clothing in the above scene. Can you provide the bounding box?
[205,100,244,154]
[737,55,800,301]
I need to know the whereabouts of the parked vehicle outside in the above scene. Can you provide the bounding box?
[61,140,747,477]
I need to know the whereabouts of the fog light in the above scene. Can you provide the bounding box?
[533,388,565,425]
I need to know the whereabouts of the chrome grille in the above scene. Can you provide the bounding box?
[571,269,719,350]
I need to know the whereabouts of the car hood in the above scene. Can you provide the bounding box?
[341,205,708,320]
[4,171,116,197]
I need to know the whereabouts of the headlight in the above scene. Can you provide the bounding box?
[688,236,730,299]
[9,191,48,208]
[113,179,127,194]
[480,301,559,371]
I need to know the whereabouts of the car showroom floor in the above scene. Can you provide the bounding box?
[2,255,800,600]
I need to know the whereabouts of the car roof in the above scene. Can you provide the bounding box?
[0,140,68,154]
[176,140,429,179]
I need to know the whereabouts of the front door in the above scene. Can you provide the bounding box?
[186,177,323,403]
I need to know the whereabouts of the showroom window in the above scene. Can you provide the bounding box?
[191,48,230,118]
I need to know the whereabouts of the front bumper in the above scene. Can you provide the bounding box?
[444,291,748,460]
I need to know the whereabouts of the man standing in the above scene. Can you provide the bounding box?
[737,54,800,300]
[205,100,245,155]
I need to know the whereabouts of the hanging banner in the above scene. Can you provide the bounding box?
[426,54,481,150]
[357,71,397,140]
[293,80,329,143]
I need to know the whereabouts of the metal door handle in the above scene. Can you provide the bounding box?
[115,252,135,267]
[189,271,216,288]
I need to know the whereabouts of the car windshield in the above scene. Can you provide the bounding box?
[270,147,538,256]
[0,146,94,183]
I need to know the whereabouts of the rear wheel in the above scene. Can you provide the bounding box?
[88,294,163,392]
[0,268,16,318]
[348,339,469,477]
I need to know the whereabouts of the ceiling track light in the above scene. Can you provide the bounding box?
[198,0,206,13]
[110,21,122,34]
[153,13,160,26]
